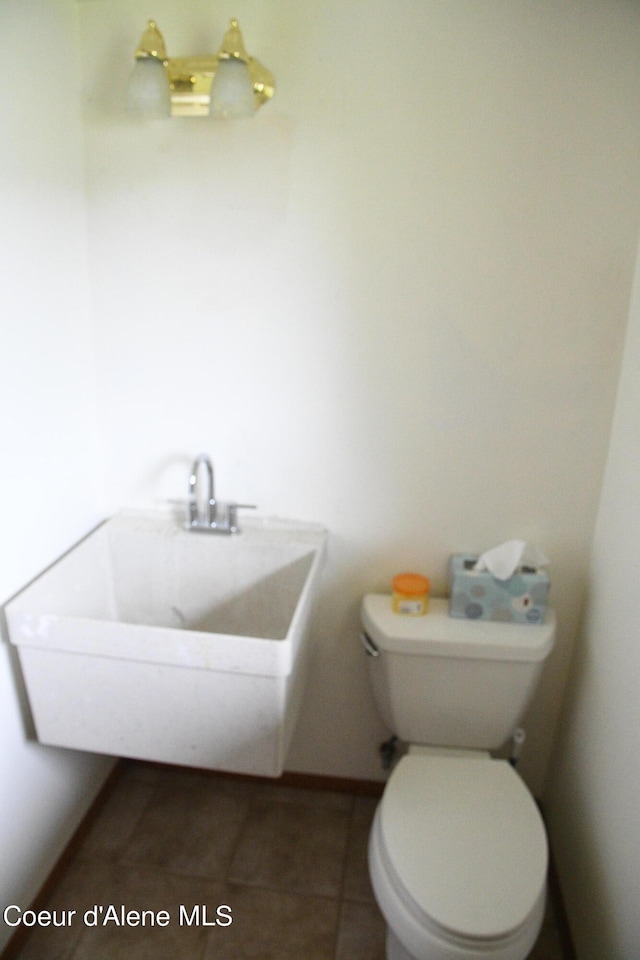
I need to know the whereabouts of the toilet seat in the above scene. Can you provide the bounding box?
[376,753,547,946]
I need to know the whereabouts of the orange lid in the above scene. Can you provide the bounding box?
[392,573,431,596]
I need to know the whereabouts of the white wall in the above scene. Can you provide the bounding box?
[545,237,640,956]
[0,3,113,951]
[78,0,640,792]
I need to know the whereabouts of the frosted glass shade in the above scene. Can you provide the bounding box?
[210,59,256,118]
[127,58,170,119]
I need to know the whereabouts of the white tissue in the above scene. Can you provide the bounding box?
[473,539,548,581]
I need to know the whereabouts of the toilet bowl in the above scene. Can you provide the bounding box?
[360,595,556,960]
[369,751,547,960]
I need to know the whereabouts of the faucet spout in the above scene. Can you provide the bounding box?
[188,453,216,528]
[185,453,255,534]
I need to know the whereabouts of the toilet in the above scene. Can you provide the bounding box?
[361,595,556,960]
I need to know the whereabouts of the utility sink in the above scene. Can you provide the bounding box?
[7,510,327,776]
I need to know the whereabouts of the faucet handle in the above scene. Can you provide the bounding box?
[228,502,257,534]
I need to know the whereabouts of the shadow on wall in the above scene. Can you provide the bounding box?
[545,593,617,958]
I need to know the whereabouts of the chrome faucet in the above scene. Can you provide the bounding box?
[188,453,216,530]
[186,453,255,534]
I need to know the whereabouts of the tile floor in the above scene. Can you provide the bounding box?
[13,761,569,960]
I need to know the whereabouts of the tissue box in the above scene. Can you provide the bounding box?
[448,554,550,624]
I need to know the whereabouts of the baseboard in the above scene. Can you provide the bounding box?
[116,757,387,797]
[280,769,386,796]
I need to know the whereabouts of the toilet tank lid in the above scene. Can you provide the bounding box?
[361,596,555,662]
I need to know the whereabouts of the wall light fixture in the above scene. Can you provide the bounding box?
[127,18,275,119]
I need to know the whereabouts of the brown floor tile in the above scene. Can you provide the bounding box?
[66,863,223,960]
[12,858,214,960]
[334,900,386,960]
[202,884,339,960]
[229,798,351,897]
[13,856,120,960]
[117,760,164,786]
[342,796,378,902]
[528,900,568,960]
[528,926,567,959]
[251,782,353,811]
[76,775,156,861]
[122,769,252,879]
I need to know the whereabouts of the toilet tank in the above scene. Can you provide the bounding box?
[361,595,556,750]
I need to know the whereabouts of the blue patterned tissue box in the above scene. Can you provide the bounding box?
[448,554,550,624]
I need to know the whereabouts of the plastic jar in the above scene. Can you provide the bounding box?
[392,573,431,615]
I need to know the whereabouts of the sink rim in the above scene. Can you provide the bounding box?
[6,508,327,678]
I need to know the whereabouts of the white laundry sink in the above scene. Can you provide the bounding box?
[6,509,327,776]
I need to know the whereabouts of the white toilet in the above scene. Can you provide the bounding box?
[361,595,556,960]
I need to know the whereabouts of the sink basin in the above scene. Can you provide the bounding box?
[7,510,327,776]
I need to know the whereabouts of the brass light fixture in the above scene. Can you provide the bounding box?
[128,17,275,119]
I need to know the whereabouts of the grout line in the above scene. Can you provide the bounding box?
[331,795,357,960]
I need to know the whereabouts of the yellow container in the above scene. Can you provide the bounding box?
[392,573,431,616]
